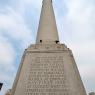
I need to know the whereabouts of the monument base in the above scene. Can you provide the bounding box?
[11,43,87,95]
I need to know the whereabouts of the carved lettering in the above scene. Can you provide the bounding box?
[25,55,68,94]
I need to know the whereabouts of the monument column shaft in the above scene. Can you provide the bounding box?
[36,0,59,43]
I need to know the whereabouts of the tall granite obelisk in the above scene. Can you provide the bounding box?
[11,0,87,95]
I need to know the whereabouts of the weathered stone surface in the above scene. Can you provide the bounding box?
[11,44,87,95]
[36,0,59,43]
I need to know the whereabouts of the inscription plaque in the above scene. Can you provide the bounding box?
[25,54,69,95]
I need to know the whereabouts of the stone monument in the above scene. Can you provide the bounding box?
[11,0,87,95]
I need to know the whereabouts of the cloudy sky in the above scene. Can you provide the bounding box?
[0,0,95,94]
